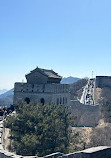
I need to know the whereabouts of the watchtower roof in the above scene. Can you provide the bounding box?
[26,67,62,79]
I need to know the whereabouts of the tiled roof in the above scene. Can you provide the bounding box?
[26,67,62,79]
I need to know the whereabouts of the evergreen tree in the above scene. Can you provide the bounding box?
[5,100,71,156]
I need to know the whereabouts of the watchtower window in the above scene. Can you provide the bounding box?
[57,98,59,105]
[24,97,30,104]
[65,97,67,104]
[63,97,64,104]
[40,98,45,105]
[60,97,62,104]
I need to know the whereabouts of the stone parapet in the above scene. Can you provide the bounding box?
[13,83,70,106]
[14,83,70,94]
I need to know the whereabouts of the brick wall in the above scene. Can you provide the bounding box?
[13,83,70,106]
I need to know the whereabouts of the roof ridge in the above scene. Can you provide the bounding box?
[26,67,62,79]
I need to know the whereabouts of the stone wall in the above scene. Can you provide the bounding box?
[1,147,111,158]
[43,147,111,158]
[26,70,48,84]
[14,83,70,106]
[96,76,111,88]
[70,101,100,127]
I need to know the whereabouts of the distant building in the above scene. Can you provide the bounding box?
[14,67,70,106]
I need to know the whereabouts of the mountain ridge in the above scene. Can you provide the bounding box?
[61,76,80,84]
[0,89,7,95]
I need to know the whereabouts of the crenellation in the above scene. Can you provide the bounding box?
[14,82,70,106]
[14,83,69,94]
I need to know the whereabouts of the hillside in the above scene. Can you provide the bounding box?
[61,76,80,84]
[0,88,14,98]
[70,79,88,100]
[0,89,14,106]
[0,89,7,95]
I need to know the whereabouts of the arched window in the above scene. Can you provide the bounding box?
[40,98,45,105]
[24,97,30,104]
[63,97,64,104]
[60,97,62,104]
[57,98,59,105]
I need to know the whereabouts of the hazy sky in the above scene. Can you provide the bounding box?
[0,0,111,90]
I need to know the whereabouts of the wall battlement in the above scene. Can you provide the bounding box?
[14,83,70,106]
[14,82,70,94]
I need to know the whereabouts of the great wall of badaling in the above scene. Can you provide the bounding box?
[1,67,111,157]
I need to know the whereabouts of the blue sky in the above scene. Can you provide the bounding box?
[0,0,111,89]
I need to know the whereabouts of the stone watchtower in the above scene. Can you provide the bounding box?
[13,67,70,106]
